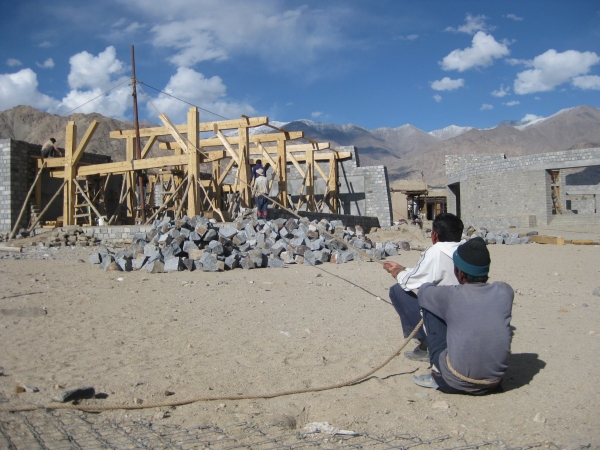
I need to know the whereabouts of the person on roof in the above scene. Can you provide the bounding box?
[383,213,464,362]
[40,138,64,158]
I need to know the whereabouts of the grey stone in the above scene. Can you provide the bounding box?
[200,254,220,272]
[294,255,305,265]
[146,260,165,273]
[164,257,184,272]
[268,257,285,268]
[495,236,504,245]
[225,254,239,270]
[245,223,257,238]
[116,257,133,272]
[505,236,521,245]
[132,254,147,270]
[249,249,266,267]
[187,248,204,261]
[182,258,194,271]
[339,250,354,263]
[183,240,199,253]
[527,231,539,236]
[384,245,398,256]
[147,249,162,263]
[208,240,224,255]
[239,256,255,270]
[219,226,238,239]
[303,250,317,266]
[202,229,217,242]
[593,286,600,297]
[520,237,531,244]
[399,241,411,252]
[158,234,173,245]
[89,253,102,264]
[52,387,95,403]
[281,251,296,264]
[100,255,115,270]
[295,244,309,256]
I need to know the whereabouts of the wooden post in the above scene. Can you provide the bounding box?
[63,121,77,225]
[125,137,135,222]
[238,125,251,207]
[329,154,338,213]
[305,146,315,211]
[212,160,222,209]
[277,139,288,208]
[187,107,200,217]
[28,180,67,232]
[8,161,46,239]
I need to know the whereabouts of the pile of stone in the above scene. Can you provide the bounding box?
[465,226,537,245]
[89,215,401,273]
[45,226,100,247]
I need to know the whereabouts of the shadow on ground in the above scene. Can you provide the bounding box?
[500,353,546,392]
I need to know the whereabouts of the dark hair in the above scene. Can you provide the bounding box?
[255,159,262,165]
[464,273,489,283]
[50,138,56,143]
[432,213,463,242]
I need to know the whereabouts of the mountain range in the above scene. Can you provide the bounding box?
[1,104,600,186]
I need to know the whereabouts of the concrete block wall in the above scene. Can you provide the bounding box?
[0,138,112,233]
[445,148,600,229]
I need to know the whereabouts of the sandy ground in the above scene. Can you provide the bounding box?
[1,230,599,449]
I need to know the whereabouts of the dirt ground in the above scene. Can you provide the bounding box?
[1,229,599,449]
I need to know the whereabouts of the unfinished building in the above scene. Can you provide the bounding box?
[445,148,600,229]
[1,109,392,237]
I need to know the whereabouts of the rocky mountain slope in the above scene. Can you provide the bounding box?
[1,104,599,185]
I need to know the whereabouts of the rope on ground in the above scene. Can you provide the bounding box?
[0,319,423,413]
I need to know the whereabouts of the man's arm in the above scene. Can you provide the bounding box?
[383,261,406,279]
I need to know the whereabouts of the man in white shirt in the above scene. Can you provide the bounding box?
[253,168,270,219]
[383,213,464,362]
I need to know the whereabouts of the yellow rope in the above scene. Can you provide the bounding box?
[445,354,501,386]
[0,320,423,413]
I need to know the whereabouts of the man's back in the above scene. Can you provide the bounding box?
[419,281,514,392]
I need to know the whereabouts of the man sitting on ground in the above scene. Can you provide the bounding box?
[41,138,63,158]
[383,213,463,361]
[412,237,514,394]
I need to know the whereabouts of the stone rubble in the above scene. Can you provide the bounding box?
[464,226,536,245]
[87,215,407,273]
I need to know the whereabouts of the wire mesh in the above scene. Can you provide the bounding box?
[0,410,570,450]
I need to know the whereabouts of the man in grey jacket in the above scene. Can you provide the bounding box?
[383,213,464,361]
[412,237,514,394]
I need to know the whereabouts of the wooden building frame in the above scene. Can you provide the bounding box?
[30,108,351,227]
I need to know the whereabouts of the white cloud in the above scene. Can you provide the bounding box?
[441,32,509,72]
[148,67,256,123]
[39,41,52,48]
[506,58,528,66]
[311,111,323,118]
[121,0,344,70]
[572,75,600,90]
[503,100,520,106]
[36,58,55,69]
[506,14,523,21]
[0,68,59,111]
[491,84,510,97]
[395,34,419,41]
[514,49,600,94]
[67,46,125,90]
[521,113,543,123]
[433,94,442,102]
[53,46,131,118]
[445,14,492,34]
[480,103,493,110]
[7,58,22,67]
[431,77,465,91]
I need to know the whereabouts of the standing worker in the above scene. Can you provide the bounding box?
[40,138,64,158]
[253,168,269,219]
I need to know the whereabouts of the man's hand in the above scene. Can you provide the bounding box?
[383,261,406,279]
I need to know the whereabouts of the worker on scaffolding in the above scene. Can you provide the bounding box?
[40,138,64,158]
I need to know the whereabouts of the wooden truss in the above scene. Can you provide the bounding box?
[30,108,351,227]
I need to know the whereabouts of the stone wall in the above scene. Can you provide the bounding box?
[0,139,111,233]
[445,148,600,229]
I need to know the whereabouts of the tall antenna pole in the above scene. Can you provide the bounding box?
[131,45,146,223]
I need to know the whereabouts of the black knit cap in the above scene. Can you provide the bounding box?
[453,237,491,277]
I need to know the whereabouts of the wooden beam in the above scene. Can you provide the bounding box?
[63,121,77,225]
[8,161,47,240]
[213,126,241,165]
[110,116,269,139]
[314,160,329,181]
[72,120,99,165]
[159,113,188,154]
[217,159,236,185]
[141,135,158,159]
[287,142,330,152]
[276,139,288,207]
[76,154,189,177]
[73,180,103,219]
[187,107,200,216]
[256,142,277,168]
[238,125,251,207]
[287,151,306,178]
[530,235,565,245]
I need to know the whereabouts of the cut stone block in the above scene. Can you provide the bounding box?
[303,250,317,266]
[146,260,165,273]
[208,240,224,255]
[164,257,184,272]
[89,253,102,264]
[132,254,148,270]
[239,256,255,270]
[116,257,133,272]
[187,248,204,261]
[219,226,238,239]
[202,229,217,242]
[268,257,285,268]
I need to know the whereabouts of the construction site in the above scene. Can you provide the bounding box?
[1,72,599,450]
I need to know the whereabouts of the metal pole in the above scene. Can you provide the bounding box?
[131,45,146,223]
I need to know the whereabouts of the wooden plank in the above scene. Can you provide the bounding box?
[287,152,305,178]
[571,239,597,245]
[530,235,565,245]
[63,121,77,225]
[73,120,99,164]
[187,107,200,216]
[287,142,330,152]
[0,246,22,253]
[314,160,329,181]
[159,113,188,154]
[141,135,158,159]
[110,117,269,139]
[160,131,304,150]
[213,126,241,165]
[256,142,277,168]
[76,155,189,176]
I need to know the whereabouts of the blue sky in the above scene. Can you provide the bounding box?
[1,1,600,131]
